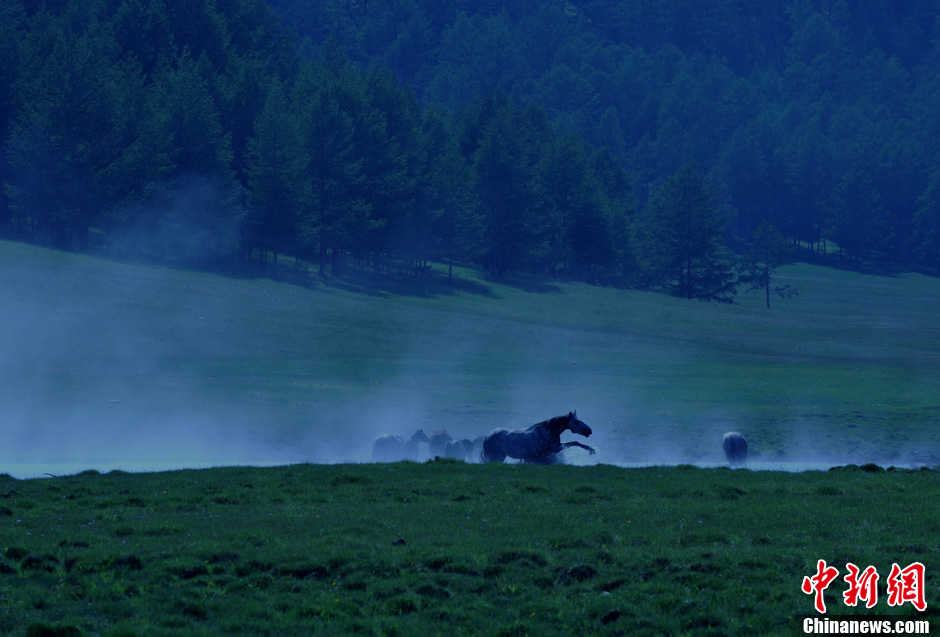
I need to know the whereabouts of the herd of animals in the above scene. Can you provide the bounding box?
[371,411,750,467]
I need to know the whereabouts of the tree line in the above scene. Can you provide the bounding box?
[0,0,636,286]
[2,0,938,304]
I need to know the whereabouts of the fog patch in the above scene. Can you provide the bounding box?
[108,174,242,265]
[2,242,935,480]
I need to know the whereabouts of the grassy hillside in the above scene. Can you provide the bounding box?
[1,463,938,636]
[2,239,940,475]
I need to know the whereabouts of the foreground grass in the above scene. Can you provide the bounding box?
[1,463,938,635]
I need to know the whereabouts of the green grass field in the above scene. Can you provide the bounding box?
[2,241,940,634]
[2,463,938,636]
[2,239,939,473]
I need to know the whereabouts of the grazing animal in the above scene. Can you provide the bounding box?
[458,438,475,462]
[444,439,466,461]
[481,411,596,464]
[428,430,453,459]
[403,429,430,461]
[372,434,405,462]
[372,429,429,462]
[722,431,748,467]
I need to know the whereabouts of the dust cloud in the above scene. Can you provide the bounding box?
[0,244,929,480]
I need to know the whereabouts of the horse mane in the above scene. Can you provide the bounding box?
[531,414,571,433]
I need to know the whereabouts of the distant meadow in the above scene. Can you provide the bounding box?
[2,240,939,477]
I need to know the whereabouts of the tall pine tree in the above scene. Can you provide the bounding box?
[294,55,369,276]
[423,109,482,280]
[472,102,537,275]
[636,161,736,302]
[244,79,305,272]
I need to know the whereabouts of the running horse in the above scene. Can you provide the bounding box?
[481,411,596,464]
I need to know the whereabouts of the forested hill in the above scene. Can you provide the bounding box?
[268,0,940,266]
[2,1,939,301]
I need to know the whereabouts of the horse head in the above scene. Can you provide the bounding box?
[567,411,592,437]
[410,429,430,444]
[428,430,453,458]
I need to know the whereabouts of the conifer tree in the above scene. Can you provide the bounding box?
[472,104,536,275]
[357,64,423,274]
[145,49,239,262]
[636,161,736,302]
[536,133,613,281]
[294,57,369,276]
[739,220,798,308]
[424,110,482,280]
[244,79,305,271]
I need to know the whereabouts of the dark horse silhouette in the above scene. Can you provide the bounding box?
[722,431,748,467]
[481,411,595,464]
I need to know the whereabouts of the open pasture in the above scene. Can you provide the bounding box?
[1,462,938,635]
[2,240,940,474]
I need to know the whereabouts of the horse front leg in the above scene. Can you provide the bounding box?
[561,441,596,455]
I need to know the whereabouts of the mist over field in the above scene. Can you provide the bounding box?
[1,245,653,474]
[0,256,621,474]
[3,241,939,479]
